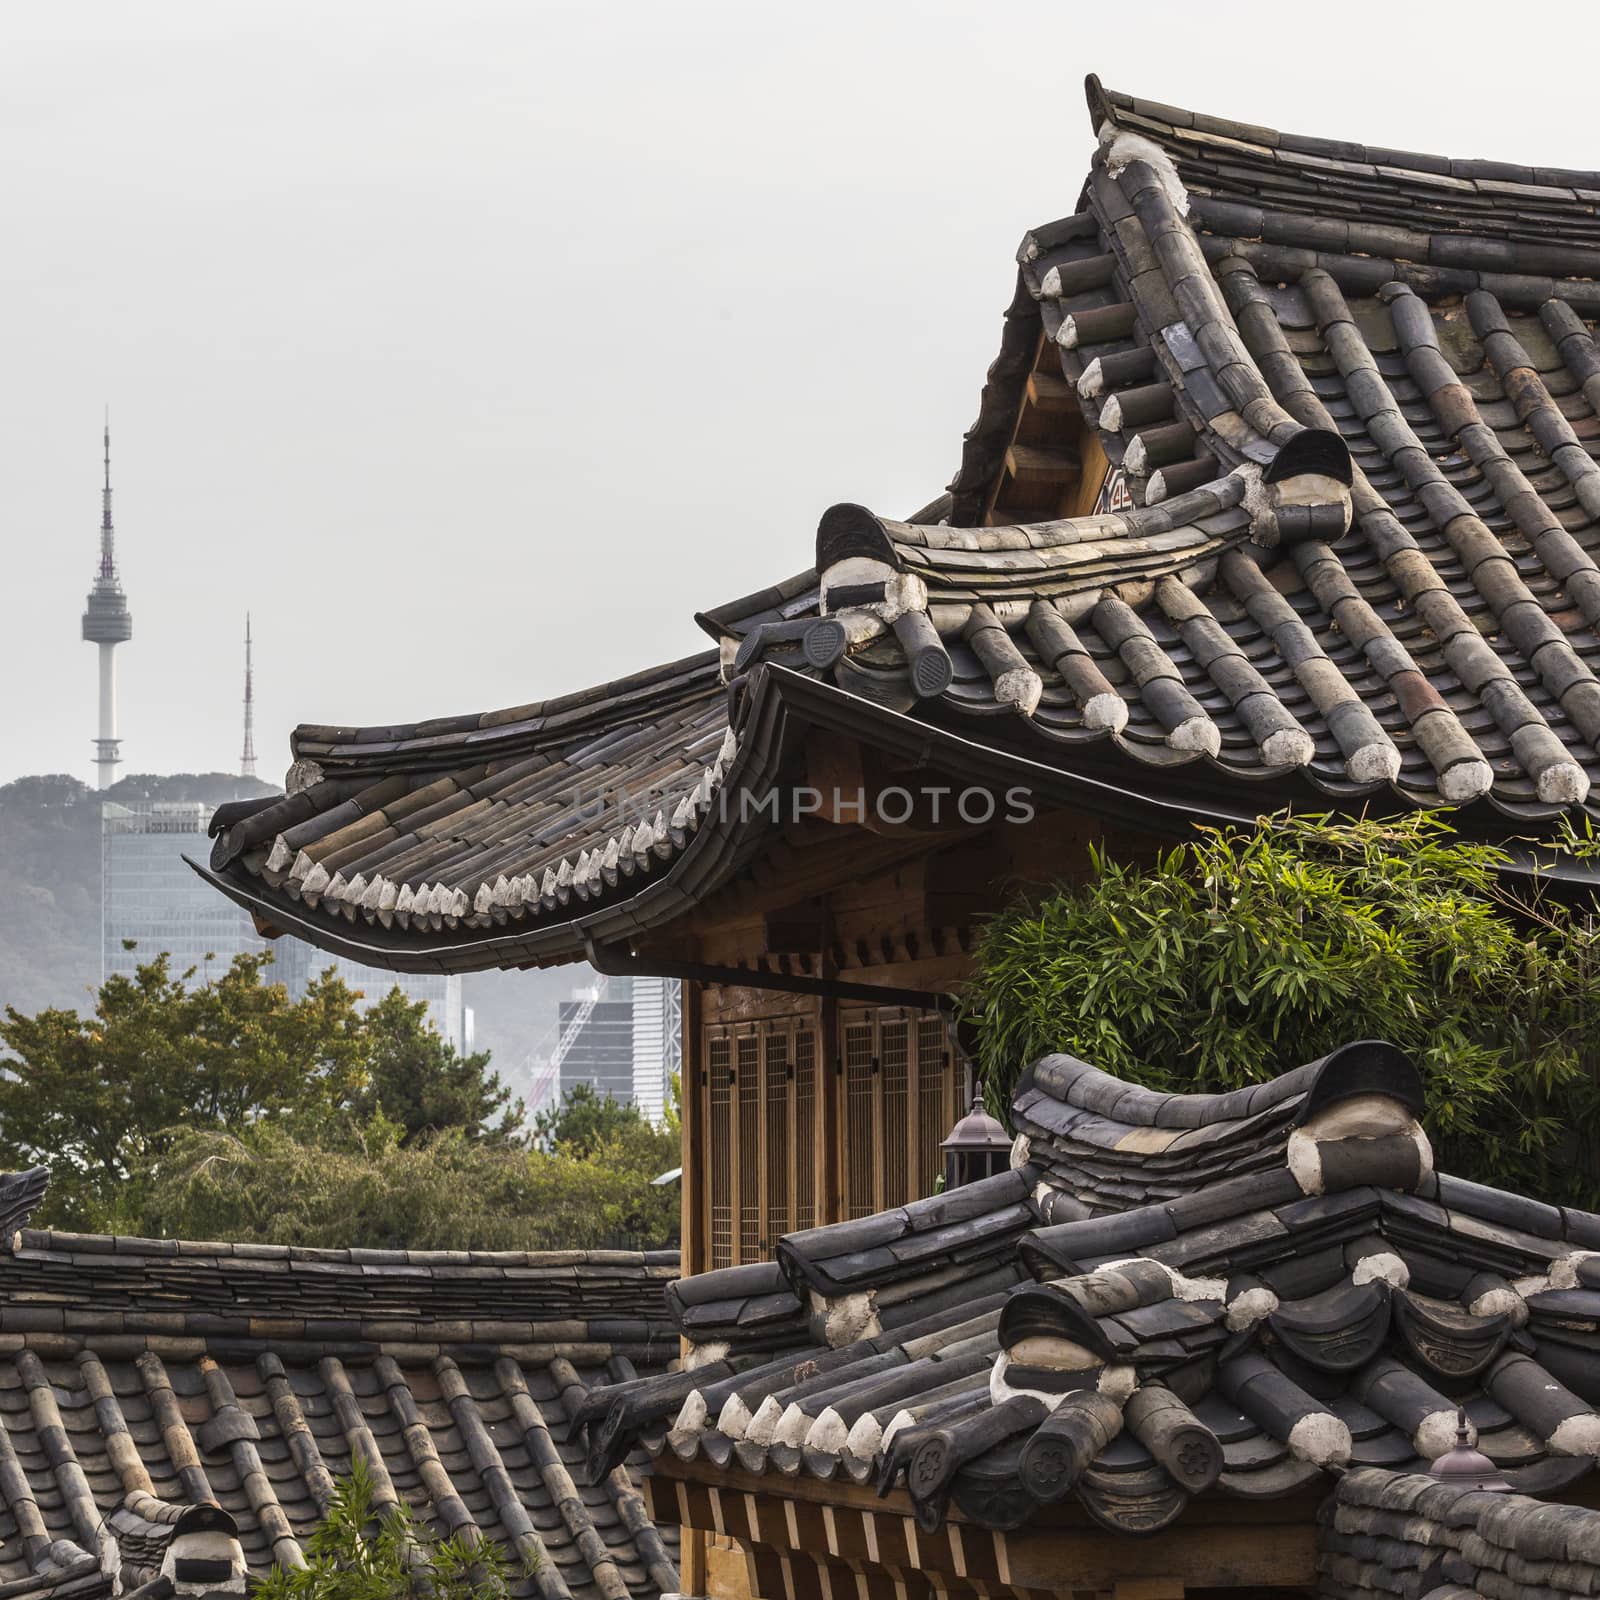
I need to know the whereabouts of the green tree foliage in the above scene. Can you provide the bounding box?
[0,947,678,1248]
[255,1453,525,1599]
[533,1080,660,1158]
[350,987,524,1146]
[959,813,1600,1208]
[0,950,522,1232]
[138,1123,679,1251]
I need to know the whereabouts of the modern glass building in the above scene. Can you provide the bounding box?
[630,975,681,1125]
[557,977,635,1105]
[101,802,268,986]
[542,975,681,1125]
[102,801,463,1048]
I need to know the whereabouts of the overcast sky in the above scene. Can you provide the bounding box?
[6,1,1600,788]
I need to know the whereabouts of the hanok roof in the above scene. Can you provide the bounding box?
[0,1180,681,1598]
[578,1041,1600,1537]
[196,79,1600,974]
[788,78,1600,816]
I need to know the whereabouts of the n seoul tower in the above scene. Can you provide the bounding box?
[81,418,133,788]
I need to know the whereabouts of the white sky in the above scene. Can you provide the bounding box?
[5,0,1600,787]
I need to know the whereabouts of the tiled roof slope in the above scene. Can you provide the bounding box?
[661,1168,1039,1363]
[197,82,1600,976]
[1322,1469,1600,1600]
[781,78,1600,820]
[581,1041,1600,1537]
[0,1196,681,1599]
[197,653,736,972]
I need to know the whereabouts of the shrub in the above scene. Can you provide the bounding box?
[958,812,1600,1207]
[254,1453,526,1599]
[134,1123,679,1251]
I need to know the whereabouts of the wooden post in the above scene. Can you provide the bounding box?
[755,1027,770,1255]
[729,1026,744,1265]
[817,955,842,1227]
[905,1010,922,1198]
[872,1012,886,1216]
[679,978,709,1600]
[786,1018,800,1243]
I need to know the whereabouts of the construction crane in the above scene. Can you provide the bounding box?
[522,977,609,1121]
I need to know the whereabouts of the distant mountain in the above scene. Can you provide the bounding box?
[0,773,580,1066]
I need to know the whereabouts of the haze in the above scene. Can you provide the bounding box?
[4,0,1598,787]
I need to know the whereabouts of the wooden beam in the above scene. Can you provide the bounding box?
[1002,442,1081,490]
[763,902,828,955]
[706,1536,759,1600]
[999,1524,1312,1592]
[803,733,985,839]
[1025,369,1077,415]
[645,1466,1321,1593]
[1110,1581,1184,1600]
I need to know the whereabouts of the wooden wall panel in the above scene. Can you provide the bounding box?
[794,1029,817,1233]
[708,1034,733,1270]
[703,1011,822,1266]
[763,1024,790,1249]
[843,1020,876,1220]
[700,997,964,1266]
[880,1019,908,1217]
[737,1032,761,1263]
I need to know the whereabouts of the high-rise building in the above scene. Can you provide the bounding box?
[527,975,681,1123]
[556,977,634,1104]
[101,800,464,1048]
[81,422,132,789]
[102,802,265,985]
[630,976,681,1125]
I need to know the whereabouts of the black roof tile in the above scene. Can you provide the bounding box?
[0,1193,679,1599]
[586,1035,1600,1541]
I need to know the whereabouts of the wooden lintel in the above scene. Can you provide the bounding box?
[803,730,981,838]
[645,1466,1321,1593]
[763,900,828,955]
[1001,1522,1313,1592]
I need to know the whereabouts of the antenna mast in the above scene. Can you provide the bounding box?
[240,615,257,779]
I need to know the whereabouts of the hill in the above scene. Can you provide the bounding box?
[0,772,279,1015]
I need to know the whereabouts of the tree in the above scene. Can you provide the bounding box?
[350,987,524,1146]
[0,950,522,1231]
[958,812,1600,1208]
[532,1081,654,1158]
[0,951,366,1227]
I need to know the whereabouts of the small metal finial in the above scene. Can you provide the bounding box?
[1428,1406,1510,1492]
